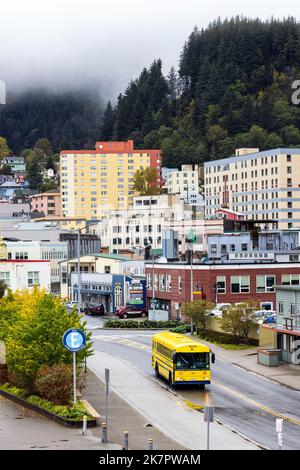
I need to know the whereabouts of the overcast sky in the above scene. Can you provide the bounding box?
[1,0,300,101]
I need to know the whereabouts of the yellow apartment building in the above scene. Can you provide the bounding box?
[60,140,162,220]
[204,148,300,229]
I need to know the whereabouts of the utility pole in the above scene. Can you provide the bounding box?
[151,246,156,319]
[77,228,81,315]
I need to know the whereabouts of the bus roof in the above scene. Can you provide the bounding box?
[152,332,210,352]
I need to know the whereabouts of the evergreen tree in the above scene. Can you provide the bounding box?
[100,101,115,140]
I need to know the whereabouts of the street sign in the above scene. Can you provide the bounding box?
[204,406,214,450]
[278,432,283,447]
[204,406,214,422]
[105,368,110,396]
[276,418,283,433]
[63,328,86,352]
[62,329,86,406]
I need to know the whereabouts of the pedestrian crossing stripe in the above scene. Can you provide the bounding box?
[93,335,151,351]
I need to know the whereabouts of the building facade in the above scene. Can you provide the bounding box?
[166,164,204,206]
[204,148,300,229]
[71,272,146,313]
[145,260,300,320]
[260,285,300,364]
[0,260,51,292]
[5,240,68,292]
[30,190,61,217]
[60,140,162,219]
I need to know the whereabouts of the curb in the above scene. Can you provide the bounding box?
[0,389,98,428]
[231,361,300,393]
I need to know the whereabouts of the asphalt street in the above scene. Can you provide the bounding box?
[88,326,300,450]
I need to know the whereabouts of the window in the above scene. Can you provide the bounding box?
[211,244,217,254]
[0,271,10,287]
[216,276,226,294]
[178,275,182,293]
[159,275,165,291]
[278,302,284,314]
[166,274,171,292]
[115,286,122,308]
[104,266,111,274]
[28,271,39,286]
[282,274,300,286]
[241,244,248,252]
[256,275,275,293]
[154,274,158,291]
[231,276,250,293]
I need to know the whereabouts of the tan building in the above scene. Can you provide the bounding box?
[60,140,162,220]
[204,148,300,230]
[30,190,61,217]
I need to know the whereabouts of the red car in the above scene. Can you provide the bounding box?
[85,304,105,316]
[116,305,148,319]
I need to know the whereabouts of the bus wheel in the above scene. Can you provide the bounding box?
[168,372,173,386]
[155,363,159,377]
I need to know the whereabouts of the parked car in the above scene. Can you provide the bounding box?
[115,305,148,319]
[209,303,231,317]
[85,304,105,316]
[255,310,276,324]
[65,301,85,312]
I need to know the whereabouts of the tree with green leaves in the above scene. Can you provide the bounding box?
[100,101,115,140]
[219,300,259,343]
[133,167,160,196]
[26,153,44,190]
[183,300,215,334]
[0,137,10,160]
[0,280,7,299]
[0,289,93,390]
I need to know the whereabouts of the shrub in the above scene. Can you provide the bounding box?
[170,325,188,334]
[34,365,84,405]
[104,319,182,329]
[0,382,28,398]
[26,396,92,421]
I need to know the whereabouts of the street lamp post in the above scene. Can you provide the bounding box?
[151,246,156,319]
[77,228,81,316]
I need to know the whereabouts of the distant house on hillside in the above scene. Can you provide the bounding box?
[2,156,26,173]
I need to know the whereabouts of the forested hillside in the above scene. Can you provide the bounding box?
[101,17,300,167]
[0,89,103,153]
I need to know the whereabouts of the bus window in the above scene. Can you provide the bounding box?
[175,353,209,370]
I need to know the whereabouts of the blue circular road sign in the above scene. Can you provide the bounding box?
[63,329,86,352]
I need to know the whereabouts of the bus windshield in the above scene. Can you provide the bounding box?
[175,352,209,370]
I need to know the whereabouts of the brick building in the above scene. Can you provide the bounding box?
[145,261,300,320]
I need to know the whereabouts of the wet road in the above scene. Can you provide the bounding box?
[90,329,300,450]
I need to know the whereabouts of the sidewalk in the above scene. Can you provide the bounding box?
[87,350,258,450]
[193,337,300,391]
[83,370,184,450]
[0,395,119,450]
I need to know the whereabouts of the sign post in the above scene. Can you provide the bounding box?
[276,418,283,450]
[204,406,214,450]
[105,368,110,432]
[62,329,86,406]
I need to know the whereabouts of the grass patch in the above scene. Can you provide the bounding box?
[0,383,93,421]
[195,329,258,350]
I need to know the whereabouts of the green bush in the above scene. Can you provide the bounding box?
[104,319,182,329]
[0,382,28,398]
[0,383,92,421]
[26,395,92,421]
[198,330,258,346]
[170,325,188,334]
[34,365,84,405]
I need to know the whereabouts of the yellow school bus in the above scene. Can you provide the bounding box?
[152,332,215,386]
